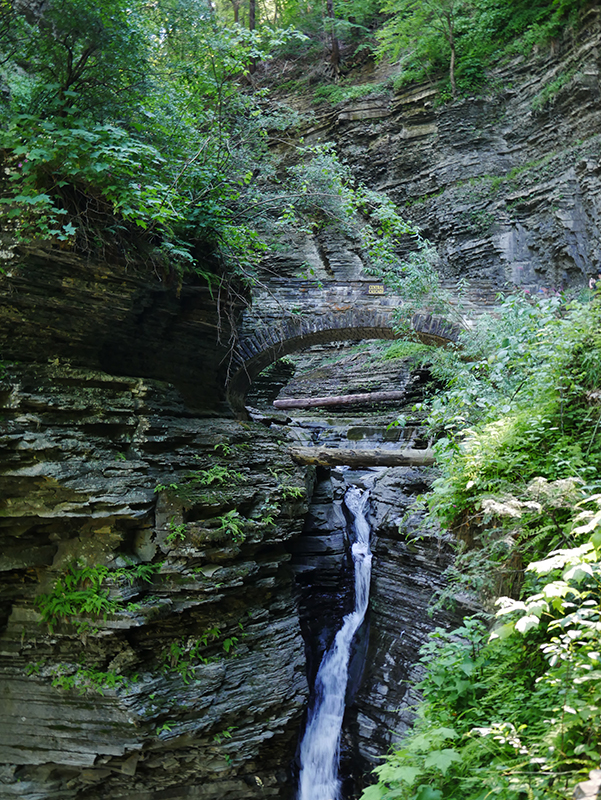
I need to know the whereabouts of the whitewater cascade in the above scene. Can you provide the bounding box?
[297,486,373,800]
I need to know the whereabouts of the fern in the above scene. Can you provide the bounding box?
[36,561,160,630]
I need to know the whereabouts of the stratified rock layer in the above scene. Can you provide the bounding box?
[272,9,601,291]
[355,467,459,766]
[0,363,309,799]
[0,248,239,412]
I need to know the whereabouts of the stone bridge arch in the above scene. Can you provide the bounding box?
[226,304,460,415]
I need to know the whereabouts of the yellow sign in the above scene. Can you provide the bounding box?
[368,284,385,295]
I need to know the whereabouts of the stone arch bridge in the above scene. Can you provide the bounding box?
[226,279,484,413]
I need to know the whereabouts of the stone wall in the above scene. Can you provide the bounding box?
[229,280,462,412]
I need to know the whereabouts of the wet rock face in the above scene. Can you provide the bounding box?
[290,462,460,797]
[352,468,459,770]
[291,467,357,689]
[270,344,463,797]
[0,363,309,799]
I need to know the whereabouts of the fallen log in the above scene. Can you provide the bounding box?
[289,446,435,468]
[273,390,406,410]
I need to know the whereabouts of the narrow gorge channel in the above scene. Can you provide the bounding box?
[297,485,372,800]
[0,255,460,800]
[247,338,463,798]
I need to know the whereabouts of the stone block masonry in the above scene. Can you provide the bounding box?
[227,279,465,413]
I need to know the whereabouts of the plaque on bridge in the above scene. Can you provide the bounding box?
[368,284,385,295]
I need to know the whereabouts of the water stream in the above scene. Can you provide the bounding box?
[297,485,373,800]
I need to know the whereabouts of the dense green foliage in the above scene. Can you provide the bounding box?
[0,0,309,278]
[0,0,431,283]
[362,491,601,799]
[377,0,590,97]
[0,0,589,276]
[268,0,589,104]
[274,0,383,60]
[363,291,601,799]
[426,293,601,526]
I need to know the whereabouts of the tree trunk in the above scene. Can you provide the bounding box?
[325,0,340,75]
[289,446,436,467]
[273,390,407,410]
[449,35,456,96]
[443,6,457,97]
[248,0,256,73]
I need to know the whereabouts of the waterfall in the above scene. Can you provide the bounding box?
[297,486,372,800]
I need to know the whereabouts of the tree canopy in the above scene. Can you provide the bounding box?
[377,0,590,96]
[0,0,591,279]
[0,0,308,280]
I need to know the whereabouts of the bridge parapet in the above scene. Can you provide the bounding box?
[247,279,401,316]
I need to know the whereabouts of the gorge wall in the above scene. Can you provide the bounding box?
[0,251,310,798]
[2,13,601,798]
[270,7,601,293]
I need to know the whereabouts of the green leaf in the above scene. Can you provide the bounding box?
[459,658,475,676]
[573,508,601,535]
[414,787,443,800]
[563,563,593,582]
[409,728,457,753]
[376,763,421,786]
[529,544,594,574]
[541,580,575,600]
[423,749,462,775]
[489,621,515,641]
[360,786,386,800]
[591,529,601,551]
[430,726,458,741]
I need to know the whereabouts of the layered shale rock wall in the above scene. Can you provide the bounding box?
[0,248,237,412]
[0,362,310,799]
[274,8,601,291]
[0,250,310,799]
